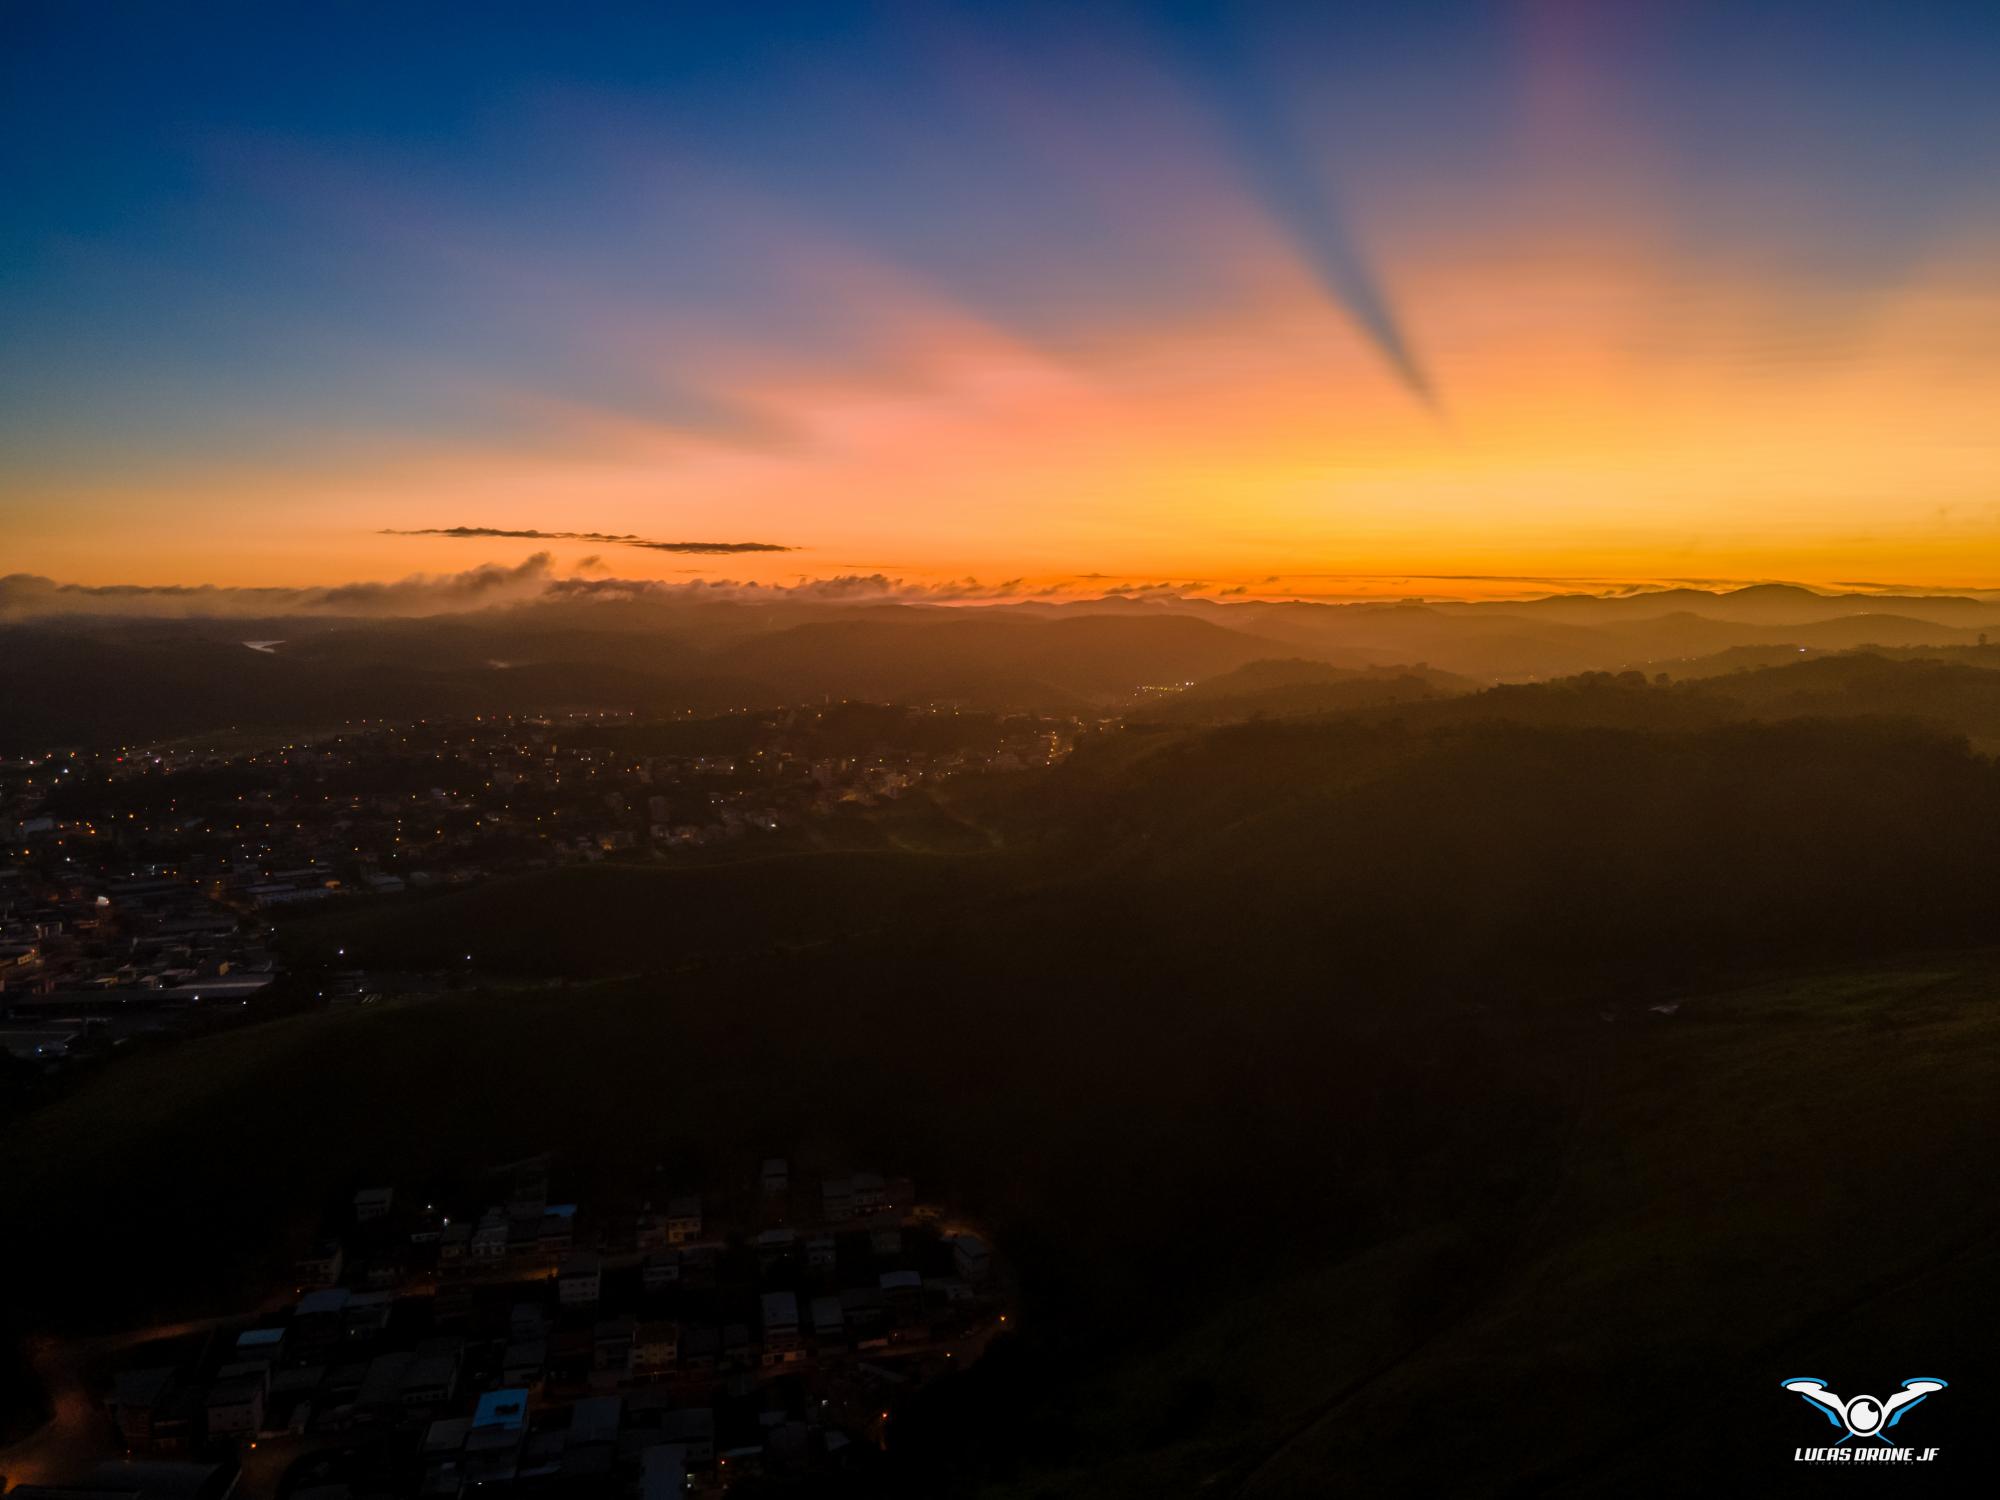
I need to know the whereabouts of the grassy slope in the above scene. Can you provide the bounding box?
[277,848,1017,974]
[981,960,2000,1498]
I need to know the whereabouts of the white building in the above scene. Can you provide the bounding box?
[951,1232,992,1285]
[761,1291,802,1366]
[559,1252,602,1308]
[206,1378,264,1436]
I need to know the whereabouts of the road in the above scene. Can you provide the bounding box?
[1,1300,289,1488]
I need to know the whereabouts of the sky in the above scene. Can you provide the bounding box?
[5,0,2000,605]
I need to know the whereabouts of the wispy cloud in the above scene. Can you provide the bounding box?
[0,556,563,620]
[544,573,1035,604]
[1098,580,1209,597]
[382,527,793,554]
[1825,580,2000,598]
[0,562,1042,619]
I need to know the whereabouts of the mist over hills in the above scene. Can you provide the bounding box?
[7,581,2000,751]
[1422,580,2000,626]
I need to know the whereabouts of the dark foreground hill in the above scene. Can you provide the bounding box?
[280,850,1021,975]
[1039,715,2000,996]
[5,935,1996,1496]
[8,711,2000,1495]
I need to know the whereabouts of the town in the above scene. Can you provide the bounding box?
[1,705,1079,1065]
[8,1153,1008,1499]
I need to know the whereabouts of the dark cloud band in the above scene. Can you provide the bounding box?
[382,527,792,554]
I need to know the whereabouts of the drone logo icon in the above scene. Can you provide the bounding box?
[1781,1377,1946,1446]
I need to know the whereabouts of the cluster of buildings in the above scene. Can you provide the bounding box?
[3,706,1076,898]
[0,706,1078,1064]
[90,1156,1004,1497]
[0,862,274,1063]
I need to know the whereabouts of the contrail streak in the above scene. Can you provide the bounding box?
[1174,6,1442,412]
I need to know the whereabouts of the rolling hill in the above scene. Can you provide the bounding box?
[16,583,2000,750]
[1125,659,1475,726]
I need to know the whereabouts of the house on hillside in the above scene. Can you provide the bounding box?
[753,1225,796,1270]
[811,1294,845,1348]
[632,1320,677,1373]
[109,1367,180,1449]
[502,1339,546,1387]
[558,1252,602,1308]
[593,1317,635,1374]
[665,1194,702,1245]
[950,1232,992,1286]
[294,1241,344,1290]
[641,1251,679,1294]
[761,1291,802,1367]
[807,1233,836,1275]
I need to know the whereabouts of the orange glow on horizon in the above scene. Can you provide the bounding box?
[9,208,2000,603]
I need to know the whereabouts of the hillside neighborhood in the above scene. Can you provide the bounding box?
[6,1154,1007,1499]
